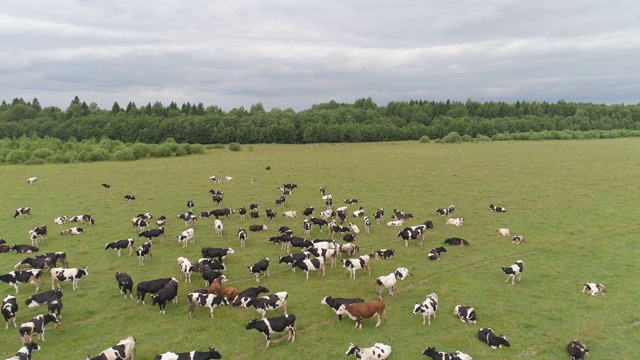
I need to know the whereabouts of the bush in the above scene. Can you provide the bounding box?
[112,148,135,161]
[90,148,110,161]
[150,144,172,158]
[475,134,491,142]
[461,134,473,142]
[130,143,150,159]
[6,150,30,164]
[33,148,54,159]
[189,144,205,154]
[419,135,430,143]
[23,158,46,165]
[174,145,187,157]
[207,144,225,149]
[441,132,462,143]
[228,142,242,151]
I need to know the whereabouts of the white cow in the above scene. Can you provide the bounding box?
[345,343,392,360]
[177,257,193,283]
[178,228,195,247]
[27,177,38,186]
[496,228,510,236]
[86,336,136,360]
[413,293,438,325]
[214,219,223,237]
[376,267,411,299]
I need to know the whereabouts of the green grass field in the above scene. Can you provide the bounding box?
[1,139,639,359]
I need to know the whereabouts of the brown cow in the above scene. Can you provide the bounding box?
[335,300,385,329]
[208,275,227,295]
[220,287,238,302]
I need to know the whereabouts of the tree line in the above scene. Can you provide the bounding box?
[1,96,639,144]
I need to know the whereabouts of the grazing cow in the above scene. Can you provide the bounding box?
[177,212,198,228]
[47,294,63,324]
[265,208,277,221]
[336,300,385,329]
[2,295,18,329]
[478,327,511,349]
[132,218,148,232]
[50,267,89,291]
[496,228,510,236]
[278,253,310,272]
[115,272,134,299]
[11,245,40,254]
[397,227,423,247]
[386,219,404,227]
[27,177,38,186]
[446,218,464,226]
[105,239,134,257]
[151,278,179,314]
[211,195,224,206]
[154,347,222,360]
[214,219,223,236]
[454,305,477,323]
[201,247,235,262]
[338,242,359,257]
[70,214,95,225]
[19,314,58,344]
[86,336,136,360]
[14,207,31,220]
[25,289,63,310]
[101,183,111,188]
[370,249,394,260]
[413,293,438,325]
[156,215,167,226]
[342,255,370,279]
[285,236,312,254]
[1,270,42,294]
[6,341,41,360]
[248,258,270,282]
[320,296,364,321]
[233,286,270,307]
[345,343,391,360]
[376,267,411,299]
[124,194,136,201]
[567,340,589,360]
[444,237,470,246]
[176,228,194,248]
[249,224,268,232]
[422,347,472,360]
[137,278,172,305]
[435,205,456,218]
[139,227,165,243]
[187,200,194,211]
[136,212,153,220]
[502,260,524,284]
[238,228,248,247]
[291,257,325,279]
[208,189,223,195]
[246,291,289,317]
[246,314,296,347]
[489,204,507,212]
[54,216,67,225]
[136,242,152,265]
[583,282,606,296]
[61,227,84,236]
[30,225,47,244]
[428,247,447,261]
[187,293,229,319]
[210,208,234,219]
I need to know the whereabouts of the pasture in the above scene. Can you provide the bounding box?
[1,139,639,359]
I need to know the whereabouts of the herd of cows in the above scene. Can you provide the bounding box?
[0,172,602,360]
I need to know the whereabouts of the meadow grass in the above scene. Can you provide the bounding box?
[1,139,639,359]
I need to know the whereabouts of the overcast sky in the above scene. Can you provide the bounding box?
[2,0,639,112]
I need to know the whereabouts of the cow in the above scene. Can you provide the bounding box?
[6,341,41,360]
[187,200,194,212]
[155,215,167,226]
[397,227,423,247]
[201,247,234,262]
[104,239,135,257]
[428,247,447,261]
[210,208,234,219]
[329,222,350,238]
[246,314,296,347]
[14,207,31,219]
[16,252,67,272]
[19,314,58,344]
[154,347,222,360]
[435,205,455,218]
[373,208,384,224]
[47,294,63,324]
[392,209,413,221]
[30,225,47,245]
[248,258,270,282]
[370,249,394,260]
[25,289,63,308]
[278,253,310,272]
[249,224,267,232]
[124,194,136,201]
[137,278,172,305]
[233,286,270,307]
[302,206,314,218]
[11,245,39,255]
[50,267,89,291]
[478,327,511,349]
[502,260,524,284]
[238,228,248,247]
[265,208,277,221]
[238,207,247,220]
[336,300,385,329]
[187,293,229,319]
[136,242,152,266]
[101,183,111,188]
[277,186,292,195]
[61,227,84,236]
[413,293,438,325]
[422,347,472,360]
[363,216,371,233]
[345,343,392,360]
[115,272,134,299]
[207,275,227,296]
[151,278,179,314]
[321,193,332,201]
[320,296,364,321]
[136,212,153,220]
[342,255,370,279]
[176,257,194,283]
[281,210,297,218]
[496,228,510,236]
[453,305,477,323]
[275,196,286,207]
[178,212,198,228]
[583,282,606,296]
[224,175,233,181]
[177,228,194,247]
[139,227,165,243]
[0,244,10,253]
[70,214,95,225]
[2,295,18,329]
[489,204,507,212]
[214,219,224,236]
[336,210,347,224]
[511,235,525,244]
[352,207,365,218]
[54,216,67,225]
[86,336,136,360]
[1,270,42,294]
[131,218,148,232]
[386,219,404,227]
[245,291,288,317]
[291,257,325,279]
[446,218,464,226]
[348,223,361,235]
[342,233,356,243]
[567,340,589,360]
[211,195,224,206]
[308,247,338,268]
[444,237,470,247]
[376,267,411,299]
[27,177,38,186]
[208,189,223,195]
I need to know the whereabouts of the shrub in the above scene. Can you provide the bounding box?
[150,144,172,158]
[6,150,30,164]
[207,144,226,149]
[174,145,187,157]
[130,143,150,159]
[90,148,110,161]
[228,142,242,151]
[475,134,491,142]
[23,158,46,165]
[441,132,462,143]
[419,135,430,143]
[461,134,473,142]
[33,148,54,159]
[112,148,135,161]
[189,144,205,154]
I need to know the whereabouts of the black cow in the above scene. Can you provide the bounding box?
[11,245,39,254]
[211,208,234,219]
[246,314,296,347]
[104,239,134,257]
[478,327,511,349]
[201,268,223,287]
[155,347,222,360]
[249,224,267,232]
[302,206,314,218]
[151,278,179,314]
[444,237,469,246]
[19,314,58,343]
[136,278,172,305]
[14,257,49,271]
[1,270,42,294]
[370,249,394,260]
[428,247,447,260]
[6,341,41,359]
[211,195,224,206]
[138,227,165,243]
[320,296,364,321]
[248,258,270,282]
[567,340,589,360]
[265,209,277,221]
[233,286,269,307]
[199,211,213,219]
[2,294,18,329]
[209,189,224,196]
[116,272,134,299]
[238,207,247,220]
[201,247,235,262]
[124,194,136,201]
[25,289,63,308]
[310,217,328,231]
[35,252,68,268]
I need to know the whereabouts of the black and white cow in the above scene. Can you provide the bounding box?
[232,286,270,307]
[376,267,411,299]
[275,196,286,207]
[14,207,31,219]
[27,177,38,186]
[278,253,310,272]
[478,327,511,349]
[132,218,148,232]
[177,228,195,247]
[246,314,296,347]
[211,195,224,206]
[124,194,136,201]
[363,216,371,233]
[489,204,507,212]
[308,247,338,268]
[60,227,84,236]
[14,257,50,271]
[397,227,423,247]
[248,258,270,282]
[302,206,314,218]
[136,212,153,220]
[69,214,95,225]
[19,314,58,343]
[435,205,455,218]
[47,294,63,324]
[187,293,229,319]
[245,291,288,317]
[583,282,606,296]
[115,272,134,299]
[444,237,470,246]
[453,305,476,323]
[136,242,152,266]
[373,208,384,224]
[370,249,394,260]
[265,208,277,221]
[24,289,63,308]
[34,252,68,269]
[30,225,47,245]
[50,267,89,290]
[177,257,194,283]
[422,347,472,360]
[201,247,235,262]
[238,228,248,247]
[177,212,198,228]
[101,183,111,188]
[54,216,68,225]
[511,235,525,244]
[104,239,135,257]
[151,278,179,314]
[137,278,172,305]
[567,340,589,360]
[6,341,41,360]
[156,216,167,226]
[187,200,195,212]
[249,224,268,232]
[139,227,165,243]
[154,347,222,360]
[208,189,223,196]
[238,207,247,220]
[11,245,39,254]
[302,220,313,237]
[320,296,364,321]
[345,343,392,360]
[2,294,18,329]
[1,269,42,294]
[291,258,325,279]
[210,208,234,219]
[502,260,524,284]
[342,255,370,279]
[413,293,438,325]
[428,247,447,260]
[86,336,136,360]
